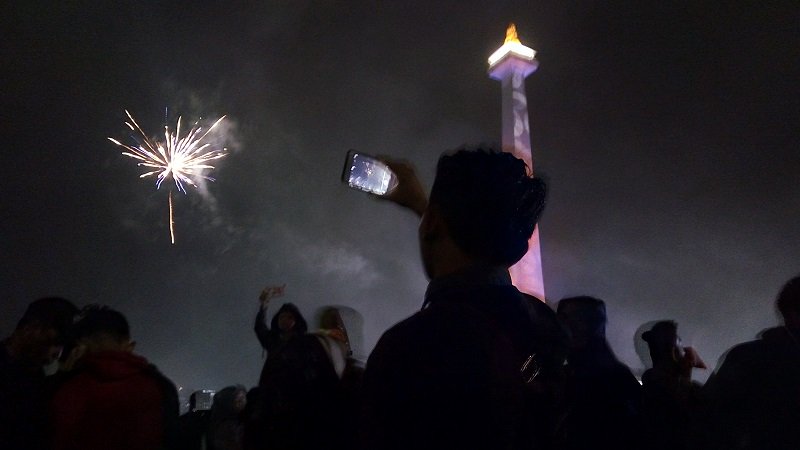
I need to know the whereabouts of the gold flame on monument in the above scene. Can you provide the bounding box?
[488,23,536,67]
[505,23,521,44]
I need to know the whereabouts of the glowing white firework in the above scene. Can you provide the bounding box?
[109,110,228,244]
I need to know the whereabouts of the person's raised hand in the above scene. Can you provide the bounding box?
[379,157,428,217]
[259,284,286,306]
[681,346,707,370]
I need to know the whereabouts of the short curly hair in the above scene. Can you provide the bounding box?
[16,297,78,343]
[429,147,546,266]
[73,305,131,342]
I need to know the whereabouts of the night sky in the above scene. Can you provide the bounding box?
[2,1,798,398]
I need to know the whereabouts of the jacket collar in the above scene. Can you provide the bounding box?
[423,264,511,309]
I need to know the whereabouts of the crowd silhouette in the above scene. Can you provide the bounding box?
[2,147,798,450]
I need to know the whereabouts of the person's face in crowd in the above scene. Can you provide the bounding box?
[670,335,685,362]
[18,325,63,367]
[278,311,297,333]
[233,390,247,413]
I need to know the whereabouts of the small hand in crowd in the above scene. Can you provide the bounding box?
[680,345,707,371]
[259,284,286,307]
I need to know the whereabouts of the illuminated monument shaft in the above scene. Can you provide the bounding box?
[488,24,545,300]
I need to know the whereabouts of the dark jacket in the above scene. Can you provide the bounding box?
[698,326,800,450]
[641,362,701,450]
[50,350,179,450]
[1,343,50,450]
[361,266,538,450]
[176,410,210,450]
[245,334,352,450]
[556,339,643,450]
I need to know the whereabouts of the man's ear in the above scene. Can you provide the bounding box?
[419,205,445,242]
[125,340,136,353]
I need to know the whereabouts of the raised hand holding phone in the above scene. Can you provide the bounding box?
[379,158,428,217]
[341,150,398,196]
[259,284,286,307]
[341,150,428,217]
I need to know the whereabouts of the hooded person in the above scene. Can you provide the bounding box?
[50,305,178,450]
[245,306,361,450]
[254,292,308,387]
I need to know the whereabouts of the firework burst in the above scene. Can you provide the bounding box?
[109,110,228,244]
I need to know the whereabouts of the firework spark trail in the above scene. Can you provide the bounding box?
[109,110,228,244]
[169,190,175,244]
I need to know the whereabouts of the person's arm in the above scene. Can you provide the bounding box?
[254,293,272,350]
[360,329,408,450]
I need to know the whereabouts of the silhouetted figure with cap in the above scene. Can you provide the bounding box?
[640,320,706,450]
[698,275,800,450]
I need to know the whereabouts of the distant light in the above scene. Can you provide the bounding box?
[488,23,536,67]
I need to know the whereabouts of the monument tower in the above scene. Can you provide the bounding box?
[488,24,545,300]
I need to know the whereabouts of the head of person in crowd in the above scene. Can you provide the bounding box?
[207,385,248,450]
[317,306,351,352]
[556,295,608,351]
[211,385,248,419]
[71,304,135,354]
[777,275,800,331]
[642,320,706,376]
[271,303,308,336]
[642,320,680,367]
[4,297,78,369]
[419,147,546,279]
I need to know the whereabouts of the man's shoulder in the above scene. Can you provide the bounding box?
[370,308,436,357]
[720,335,769,366]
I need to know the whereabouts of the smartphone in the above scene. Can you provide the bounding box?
[341,150,398,196]
[192,389,215,411]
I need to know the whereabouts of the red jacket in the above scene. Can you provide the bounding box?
[51,351,177,450]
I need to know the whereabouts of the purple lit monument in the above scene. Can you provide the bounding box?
[488,24,545,300]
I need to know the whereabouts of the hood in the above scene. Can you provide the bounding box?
[270,302,308,334]
[81,351,151,381]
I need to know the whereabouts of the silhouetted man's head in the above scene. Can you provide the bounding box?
[556,296,608,349]
[421,148,546,276]
[777,275,800,329]
[642,320,679,362]
[9,297,78,367]
[72,305,135,353]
